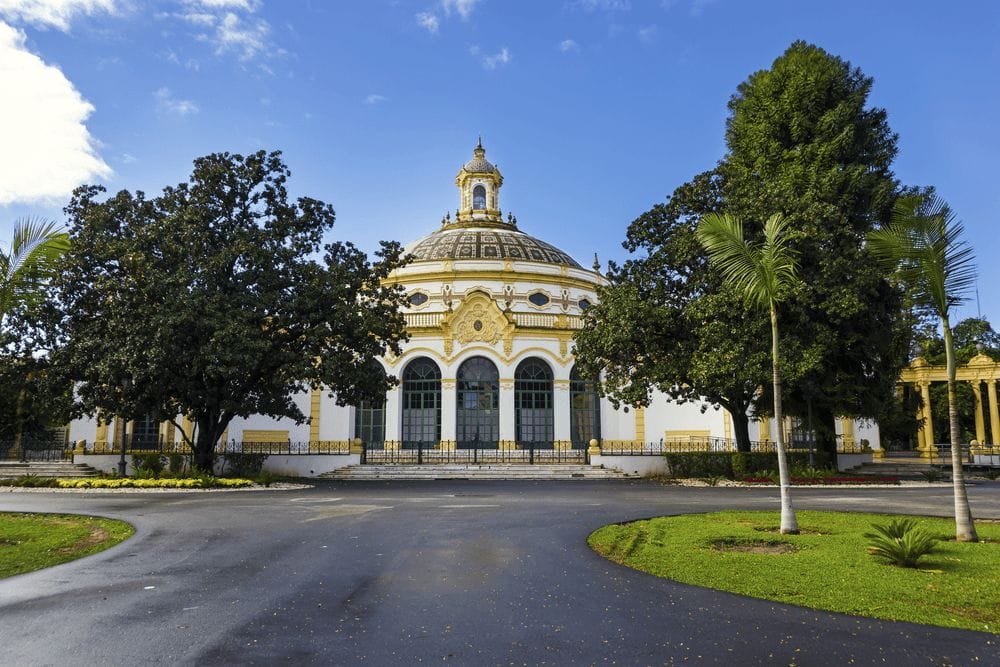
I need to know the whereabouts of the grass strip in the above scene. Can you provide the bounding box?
[0,512,134,579]
[589,510,1000,633]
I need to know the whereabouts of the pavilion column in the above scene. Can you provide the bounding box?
[988,381,1000,446]
[383,385,401,447]
[758,418,771,443]
[499,379,515,448]
[553,379,571,449]
[970,381,986,444]
[634,406,646,443]
[440,379,457,449]
[918,381,936,459]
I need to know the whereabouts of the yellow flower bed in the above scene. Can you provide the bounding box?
[56,477,254,489]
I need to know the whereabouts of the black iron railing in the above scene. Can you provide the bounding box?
[0,439,70,461]
[362,441,587,465]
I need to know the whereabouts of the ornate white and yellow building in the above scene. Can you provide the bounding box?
[68,141,882,471]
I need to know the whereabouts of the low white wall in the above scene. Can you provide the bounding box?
[973,454,1000,467]
[260,455,359,477]
[591,454,668,477]
[836,452,873,472]
[75,453,360,478]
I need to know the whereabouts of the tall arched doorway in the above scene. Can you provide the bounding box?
[570,366,601,448]
[456,356,499,448]
[515,357,554,446]
[401,357,441,448]
[355,364,387,449]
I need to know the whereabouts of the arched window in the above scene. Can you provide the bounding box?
[515,358,553,446]
[129,415,160,450]
[473,184,487,209]
[354,365,387,448]
[456,356,499,448]
[401,357,441,448]
[570,366,602,449]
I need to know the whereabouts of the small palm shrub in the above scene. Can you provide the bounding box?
[919,468,945,482]
[864,519,938,567]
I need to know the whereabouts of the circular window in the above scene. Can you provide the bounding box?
[408,292,429,306]
[528,292,550,307]
[473,320,483,331]
[579,299,591,310]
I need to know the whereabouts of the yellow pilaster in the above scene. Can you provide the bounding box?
[919,382,936,459]
[181,415,194,446]
[309,387,321,442]
[724,413,732,443]
[162,421,175,447]
[840,418,855,448]
[970,381,986,445]
[759,418,771,443]
[988,381,1000,446]
[634,406,645,443]
[95,410,108,445]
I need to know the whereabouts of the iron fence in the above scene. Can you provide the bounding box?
[0,439,71,461]
[91,438,351,456]
[362,440,587,465]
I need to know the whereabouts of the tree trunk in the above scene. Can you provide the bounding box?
[730,409,751,452]
[192,416,224,474]
[771,304,798,535]
[943,316,978,542]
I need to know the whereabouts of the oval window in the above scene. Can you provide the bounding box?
[578,299,591,310]
[528,292,550,307]
[408,292,429,306]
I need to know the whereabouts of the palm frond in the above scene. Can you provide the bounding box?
[0,216,70,317]
[867,194,976,318]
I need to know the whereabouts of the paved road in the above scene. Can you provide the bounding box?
[1,481,998,665]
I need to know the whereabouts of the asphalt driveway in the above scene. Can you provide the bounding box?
[1,480,998,665]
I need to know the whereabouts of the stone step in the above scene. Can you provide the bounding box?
[321,464,630,481]
[0,462,100,479]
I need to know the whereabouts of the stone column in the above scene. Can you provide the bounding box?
[919,382,936,459]
[758,418,771,443]
[988,381,1000,446]
[309,387,321,444]
[440,379,457,449]
[840,418,855,450]
[634,406,646,443]
[970,381,986,445]
[553,379,571,449]
[383,386,401,447]
[499,379,515,447]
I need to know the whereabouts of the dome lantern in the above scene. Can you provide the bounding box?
[454,138,505,227]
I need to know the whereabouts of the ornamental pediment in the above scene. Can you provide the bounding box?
[442,291,514,355]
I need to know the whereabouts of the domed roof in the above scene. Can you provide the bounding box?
[406,226,581,268]
[462,137,497,174]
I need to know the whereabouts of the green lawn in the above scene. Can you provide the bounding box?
[589,511,1000,633]
[0,512,134,579]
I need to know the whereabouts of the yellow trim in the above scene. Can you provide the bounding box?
[242,429,288,443]
[634,406,645,442]
[385,344,572,368]
[310,387,321,442]
[95,411,108,443]
[840,418,855,447]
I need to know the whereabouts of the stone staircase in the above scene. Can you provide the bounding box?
[0,461,100,479]
[845,454,953,480]
[320,463,631,481]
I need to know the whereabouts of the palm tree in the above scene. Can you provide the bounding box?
[868,195,978,542]
[697,213,799,534]
[0,217,70,323]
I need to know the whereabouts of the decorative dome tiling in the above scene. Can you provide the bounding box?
[407,229,581,268]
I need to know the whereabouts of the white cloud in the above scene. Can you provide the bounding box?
[480,45,510,70]
[212,10,268,60]
[415,11,438,34]
[0,21,111,205]
[441,0,479,20]
[166,0,275,63]
[0,0,117,31]
[637,23,657,43]
[571,0,630,11]
[558,38,579,53]
[154,86,199,115]
[364,94,387,105]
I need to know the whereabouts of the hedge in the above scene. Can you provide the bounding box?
[664,451,834,479]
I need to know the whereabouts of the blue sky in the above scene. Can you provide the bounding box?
[2,1,998,323]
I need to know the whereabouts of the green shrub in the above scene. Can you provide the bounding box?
[920,468,946,482]
[131,453,165,477]
[255,470,280,487]
[664,452,733,478]
[3,475,58,488]
[168,453,187,475]
[221,452,269,478]
[864,519,938,567]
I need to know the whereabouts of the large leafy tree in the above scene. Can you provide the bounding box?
[721,41,909,457]
[574,171,771,451]
[869,194,978,542]
[698,212,800,534]
[54,151,409,470]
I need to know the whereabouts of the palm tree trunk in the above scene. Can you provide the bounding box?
[942,315,978,542]
[771,303,798,535]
